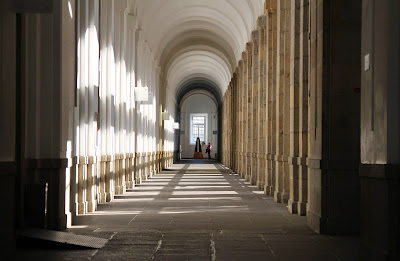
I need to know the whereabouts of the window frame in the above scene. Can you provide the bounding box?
[189,113,207,145]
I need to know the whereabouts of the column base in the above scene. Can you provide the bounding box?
[99,192,107,203]
[288,199,298,214]
[263,185,268,195]
[297,201,307,216]
[77,202,87,215]
[65,211,72,228]
[106,192,114,202]
[87,200,96,213]
[274,191,289,203]
[359,164,400,260]
[264,185,274,196]
[307,209,326,234]
[115,186,123,195]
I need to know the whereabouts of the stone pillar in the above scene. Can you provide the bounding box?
[241,52,248,179]
[76,0,100,214]
[297,0,310,216]
[288,0,301,214]
[135,30,145,184]
[274,0,290,203]
[297,0,309,216]
[282,0,291,205]
[265,0,277,196]
[237,60,243,176]
[16,0,75,230]
[360,0,400,259]
[99,0,115,202]
[76,0,88,215]
[251,30,259,186]
[114,4,128,195]
[232,73,237,170]
[246,42,253,182]
[0,5,16,258]
[87,0,99,213]
[307,0,361,235]
[127,14,137,189]
[233,71,238,173]
[258,16,267,190]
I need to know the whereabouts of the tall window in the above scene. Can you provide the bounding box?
[190,114,207,144]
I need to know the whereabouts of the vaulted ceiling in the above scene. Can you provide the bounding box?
[132,0,265,103]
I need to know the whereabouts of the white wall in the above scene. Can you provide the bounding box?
[180,94,218,159]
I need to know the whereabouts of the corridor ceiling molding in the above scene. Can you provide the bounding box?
[133,0,265,100]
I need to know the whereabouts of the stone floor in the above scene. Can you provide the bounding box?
[16,160,359,260]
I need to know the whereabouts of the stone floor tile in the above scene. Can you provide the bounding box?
[16,161,359,260]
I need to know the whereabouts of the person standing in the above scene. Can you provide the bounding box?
[206,142,212,159]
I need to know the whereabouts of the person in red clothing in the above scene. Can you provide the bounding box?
[206,142,212,159]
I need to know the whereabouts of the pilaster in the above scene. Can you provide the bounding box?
[246,42,253,182]
[288,0,301,214]
[251,30,259,186]
[265,0,277,196]
[257,15,267,190]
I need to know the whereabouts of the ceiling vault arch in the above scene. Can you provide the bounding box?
[132,0,265,103]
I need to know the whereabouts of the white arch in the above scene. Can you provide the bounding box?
[133,0,265,96]
[166,50,232,95]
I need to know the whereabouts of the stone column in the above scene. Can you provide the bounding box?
[288,0,301,214]
[0,6,16,258]
[258,16,267,190]
[233,71,238,173]
[232,73,237,170]
[98,1,108,203]
[113,4,128,195]
[274,0,290,203]
[87,0,99,213]
[241,52,248,179]
[135,30,145,184]
[237,61,243,176]
[246,42,253,182]
[99,0,115,202]
[120,7,128,194]
[251,30,259,186]
[360,0,399,259]
[229,84,233,167]
[307,0,361,235]
[297,0,309,216]
[76,0,89,214]
[282,0,291,205]
[18,0,75,229]
[222,95,226,164]
[265,0,277,195]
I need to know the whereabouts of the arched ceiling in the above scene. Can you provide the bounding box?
[133,0,265,101]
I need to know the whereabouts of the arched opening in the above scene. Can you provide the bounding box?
[178,90,219,160]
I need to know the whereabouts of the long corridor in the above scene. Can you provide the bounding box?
[17,161,358,260]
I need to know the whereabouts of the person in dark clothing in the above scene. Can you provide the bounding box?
[206,142,212,159]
